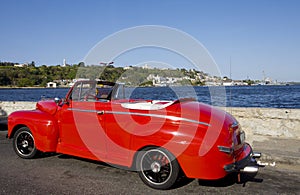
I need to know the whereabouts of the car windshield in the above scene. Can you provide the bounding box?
[69,81,124,101]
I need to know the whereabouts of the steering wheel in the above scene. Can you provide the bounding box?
[84,94,96,101]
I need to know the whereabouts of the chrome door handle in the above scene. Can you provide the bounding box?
[97,110,105,115]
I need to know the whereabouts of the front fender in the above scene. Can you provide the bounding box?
[8,110,59,152]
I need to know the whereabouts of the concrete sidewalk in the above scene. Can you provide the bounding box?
[252,136,300,167]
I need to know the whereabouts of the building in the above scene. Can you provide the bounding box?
[14,63,28,67]
[46,82,57,88]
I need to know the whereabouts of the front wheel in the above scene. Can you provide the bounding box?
[13,127,38,159]
[136,147,180,190]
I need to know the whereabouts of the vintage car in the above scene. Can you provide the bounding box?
[7,80,260,189]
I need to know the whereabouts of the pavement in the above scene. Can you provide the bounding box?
[252,136,300,168]
[1,131,299,194]
[0,116,299,169]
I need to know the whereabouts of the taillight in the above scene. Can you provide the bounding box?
[239,130,245,144]
[229,122,239,133]
[230,122,245,146]
[218,122,241,155]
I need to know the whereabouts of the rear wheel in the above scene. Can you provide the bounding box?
[13,127,38,159]
[136,147,180,190]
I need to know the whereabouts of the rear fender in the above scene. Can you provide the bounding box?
[8,110,59,152]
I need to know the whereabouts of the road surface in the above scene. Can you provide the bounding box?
[0,131,299,194]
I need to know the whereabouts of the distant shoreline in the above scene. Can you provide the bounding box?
[0,83,299,89]
[0,86,71,89]
[0,84,299,108]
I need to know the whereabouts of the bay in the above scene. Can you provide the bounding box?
[0,85,299,108]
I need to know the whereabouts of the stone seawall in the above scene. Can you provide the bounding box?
[1,101,299,142]
[220,107,300,145]
[0,101,37,116]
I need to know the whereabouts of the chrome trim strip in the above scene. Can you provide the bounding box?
[68,108,210,127]
[218,145,233,154]
[68,108,98,113]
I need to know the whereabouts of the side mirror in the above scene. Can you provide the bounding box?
[54,97,61,104]
[54,97,69,106]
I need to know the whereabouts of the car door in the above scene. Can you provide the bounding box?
[57,81,107,161]
[103,102,132,166]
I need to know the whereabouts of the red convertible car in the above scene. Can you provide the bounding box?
[7,80,260,189]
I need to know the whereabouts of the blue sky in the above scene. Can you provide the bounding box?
[0,0,299,82]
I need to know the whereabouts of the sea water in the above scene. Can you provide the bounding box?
[0,85,299,108]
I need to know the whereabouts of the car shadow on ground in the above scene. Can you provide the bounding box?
[57,153,196,189]
[57,154,123,169]
[36,152,60,159]
[53,153,263,189]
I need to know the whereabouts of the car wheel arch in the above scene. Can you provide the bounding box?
[12,126,40,159]
[134,145,184,189]
[131,145,186,172]
[131,145,158,170]
[9,124,28,139]
[9,123,57,153]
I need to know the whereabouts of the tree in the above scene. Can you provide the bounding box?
[17,78,34,87]
[0,70,11,85]
[78,62,85,67]
[29,61,35,67]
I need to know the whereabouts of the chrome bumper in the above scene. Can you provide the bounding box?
[240,152,261,173]
[224,147,261,174]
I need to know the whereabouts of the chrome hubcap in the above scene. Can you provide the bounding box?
[15,131,35,156]
[140,149,172,185]
[151,161,161,173]
[22,140,29,148]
